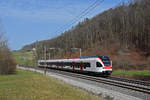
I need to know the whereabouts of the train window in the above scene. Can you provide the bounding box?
[84,63,90,67]
[77,65,80,68]
[96,62,102,67]
[87,63,91,67]
[81,63,88,67]
[40,62,45,65]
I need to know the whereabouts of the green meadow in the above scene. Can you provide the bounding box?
[13,51,33,66]
[0,69,102,100]
[112,70,150,76]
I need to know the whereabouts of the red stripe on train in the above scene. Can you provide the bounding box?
[105,66,111,69]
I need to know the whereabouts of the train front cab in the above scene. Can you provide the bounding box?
[96,59,112,76]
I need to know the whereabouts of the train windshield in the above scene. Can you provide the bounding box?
[99,56,111,66]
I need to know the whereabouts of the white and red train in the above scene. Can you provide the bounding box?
[38,55,112,76]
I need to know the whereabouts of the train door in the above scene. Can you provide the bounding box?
[88,59,96,72]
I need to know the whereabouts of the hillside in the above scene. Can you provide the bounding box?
[21,0,150,70]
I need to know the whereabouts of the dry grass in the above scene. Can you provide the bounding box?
[0,69,103,100]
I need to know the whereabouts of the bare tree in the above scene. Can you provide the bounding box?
[0,33,16,75]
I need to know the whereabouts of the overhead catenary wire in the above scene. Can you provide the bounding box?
[55,0,105,35]
[55,0,104,34]
[64,0,105,30]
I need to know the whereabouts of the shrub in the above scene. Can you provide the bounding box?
[0,34,16,75]
[0,50,17,75]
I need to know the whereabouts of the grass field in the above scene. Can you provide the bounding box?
[112,70,150,76]
[13,51,33,66]
[0,69,102,100]
[112,70,150,81]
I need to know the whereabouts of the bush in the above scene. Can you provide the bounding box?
[0,50,17,75]
[0,34,16,75]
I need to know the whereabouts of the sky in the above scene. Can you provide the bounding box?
[0,0,128,50]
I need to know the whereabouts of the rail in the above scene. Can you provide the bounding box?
[19,66,150,94]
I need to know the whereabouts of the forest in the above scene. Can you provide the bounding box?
[21,0,150,70]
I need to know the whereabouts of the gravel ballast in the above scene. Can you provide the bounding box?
[18,67,149,100]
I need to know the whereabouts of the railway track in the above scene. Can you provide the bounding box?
[21,66,150,94]
[107,76,150,87]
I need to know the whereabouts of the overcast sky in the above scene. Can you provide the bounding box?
[0,0,128,50]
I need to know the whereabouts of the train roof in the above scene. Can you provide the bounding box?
[80,55,109,59]
[38,55,110,62]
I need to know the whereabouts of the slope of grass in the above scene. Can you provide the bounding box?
[0,69,102,100]
[112,70,150,81]
[13,51,33,66]
[112,70,150,76]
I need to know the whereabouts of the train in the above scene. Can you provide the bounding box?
[38,55,112,76]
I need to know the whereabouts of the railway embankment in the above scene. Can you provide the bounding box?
[18,66,149,100]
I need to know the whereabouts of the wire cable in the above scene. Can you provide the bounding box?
[54,0,105,35]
